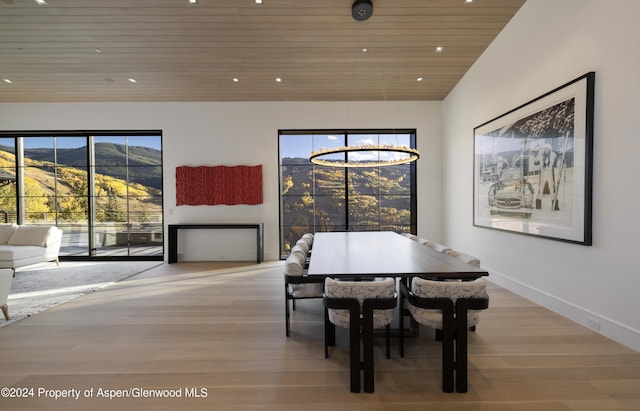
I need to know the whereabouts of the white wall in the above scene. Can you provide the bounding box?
[443,0,640,351]
[0,101,442,262]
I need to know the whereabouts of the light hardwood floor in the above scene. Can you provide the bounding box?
[0,261,638,410]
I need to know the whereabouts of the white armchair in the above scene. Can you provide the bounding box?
[0,268,13,320]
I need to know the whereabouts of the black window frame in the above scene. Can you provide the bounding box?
[0,130,164,261]
[278,128,417,258]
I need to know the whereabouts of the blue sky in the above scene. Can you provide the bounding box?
[281,133,412,158]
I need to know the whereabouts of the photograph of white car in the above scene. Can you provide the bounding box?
[473,72,594,245]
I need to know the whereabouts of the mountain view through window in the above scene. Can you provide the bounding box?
[279,130,417,257]
[0,133,163,259]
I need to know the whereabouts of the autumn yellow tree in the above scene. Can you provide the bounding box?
[23,177,50,222]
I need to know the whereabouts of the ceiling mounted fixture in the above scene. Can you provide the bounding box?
[310,0,419,168]
[352,0,373,21]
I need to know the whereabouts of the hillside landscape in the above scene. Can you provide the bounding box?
[0,143,162,223]
[281,157,412,250]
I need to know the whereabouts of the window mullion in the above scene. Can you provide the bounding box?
[344,132,350,232]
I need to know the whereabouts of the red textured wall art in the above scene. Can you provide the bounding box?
[176,165,263,206]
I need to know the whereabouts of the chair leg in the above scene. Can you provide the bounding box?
[399,294,405,358]
[456,313,470,393]
[285,305,290,337]
[385,324,391,359]
[441,312,455,393]
[349,318,361,393]
[324,308,336,359]
[441,332,454,392]
[324,309,329,358]
[285,286,291,337]
[363,325,375,393]
[1,304,8,321]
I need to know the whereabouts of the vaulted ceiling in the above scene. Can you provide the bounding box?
[0,0,525,102]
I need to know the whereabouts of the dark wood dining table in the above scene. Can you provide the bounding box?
[307,231,488,280]
[306,231,489,393]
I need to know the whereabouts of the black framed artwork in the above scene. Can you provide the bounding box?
[473,72,595,245]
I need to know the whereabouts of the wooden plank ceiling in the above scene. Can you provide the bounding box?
[0,0,525,102]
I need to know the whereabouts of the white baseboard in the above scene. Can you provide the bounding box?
[486,269,640,353]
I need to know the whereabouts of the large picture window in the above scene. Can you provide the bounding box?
[279,129,417,257]
[0,131,163,260]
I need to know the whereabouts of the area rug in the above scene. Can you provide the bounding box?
[2,260,162,327]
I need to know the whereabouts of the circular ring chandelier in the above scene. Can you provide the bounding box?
[308,1,420,169]
[309,144,420,168]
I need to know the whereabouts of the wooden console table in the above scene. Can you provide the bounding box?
[167,223,264,264]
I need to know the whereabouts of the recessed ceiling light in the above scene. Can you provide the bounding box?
[233,78,239,82]
[465,0,473,3]
[128,78,137,83]
[435,46,444,53]
[416,77,423,82]
[362,48,368,53]
[255,0,263,4]
[3,79,12,84]
[95,48,102,53]
[276,77,282,82]
[188,0,198,4]
[35,0,48,5]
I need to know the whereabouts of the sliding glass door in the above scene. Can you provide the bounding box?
[90,136,163,257]
[0,137,17,224]
[0,132,163,260]
[22,136,89,256]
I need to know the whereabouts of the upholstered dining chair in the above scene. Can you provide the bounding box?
[0,268,13,320]
[399,277,489,393]
[290,244,310,268]
[299,233,314,248]
[424,241,452,254]
[284,252,324,337]
[294,239,310,257]
[445,249,481,268]
[400,232,418,241]
[323,277,397,393]
[442,249,482,333]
